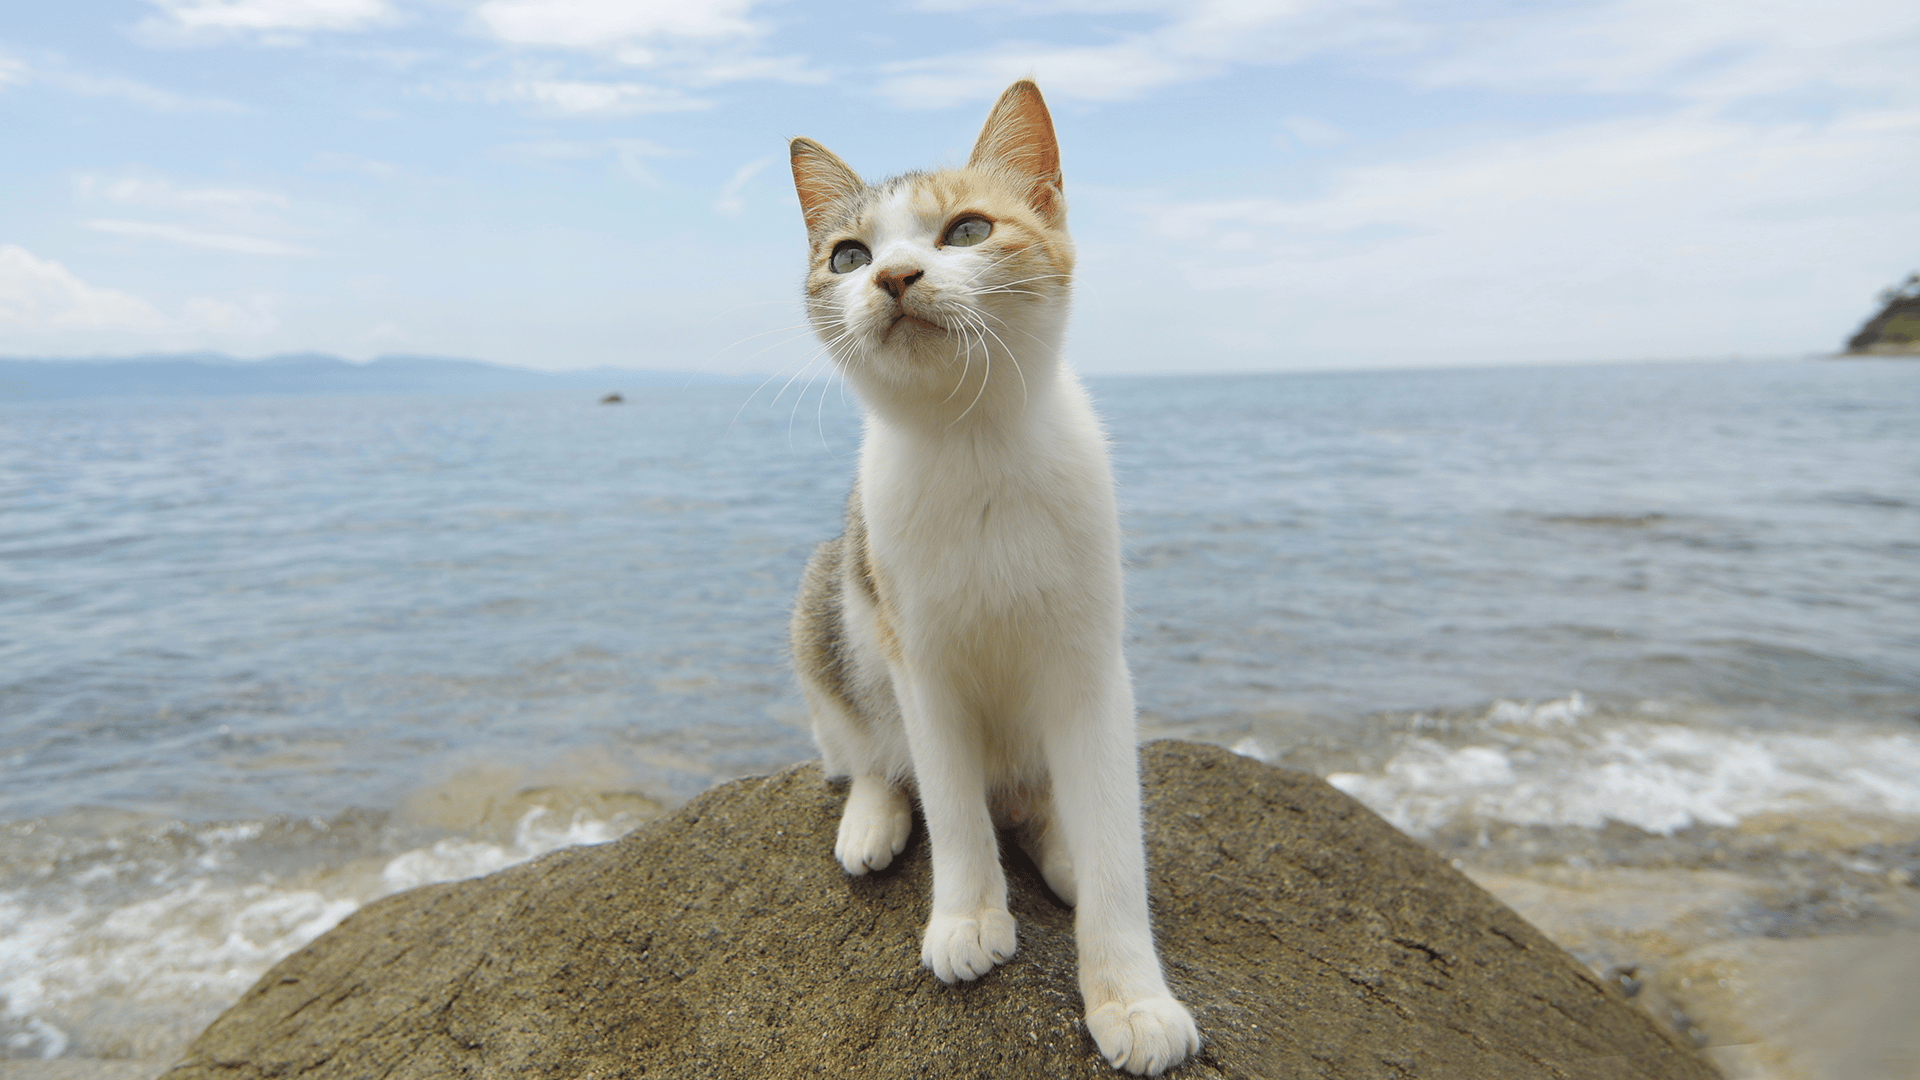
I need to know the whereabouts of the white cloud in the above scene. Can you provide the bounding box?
[85,219,316,257]
[308,151,401,178]
[74,172,322,256]
[56,71,249,112]
[463,0,818,88]
[880,0,1412,106]
[712,156,773,216]
[484,78,712,116]
[76,174,289,216]
[492,137,686,182]
[1279,115,1347,148]
[0,245,274,336]
[1412,0,1920,104]
[0,246,169,333]
[141,0,399,40]
[178,294,278,335]
[472,0,762,54]
[0,54,246,111]
[1135,103,1920,359]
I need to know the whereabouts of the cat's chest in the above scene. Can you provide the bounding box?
[858,432,1114,608]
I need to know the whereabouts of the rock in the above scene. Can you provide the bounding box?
[158,742,1714,1079]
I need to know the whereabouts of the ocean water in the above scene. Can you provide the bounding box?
[2,359,1917,1065]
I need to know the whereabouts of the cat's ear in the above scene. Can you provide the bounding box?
[790,138,864,238]
[968,80,1063,223]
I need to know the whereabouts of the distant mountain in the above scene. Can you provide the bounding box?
[0,352,753,401]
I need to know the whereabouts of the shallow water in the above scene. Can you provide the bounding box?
[3,359,1917,1065]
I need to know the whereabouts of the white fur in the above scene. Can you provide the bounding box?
[792,85,1200,1075]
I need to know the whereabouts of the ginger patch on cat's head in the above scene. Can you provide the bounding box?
[789,80,1076,397]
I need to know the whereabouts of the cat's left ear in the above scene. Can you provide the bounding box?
[968,80,1064,225]
[791,137,864,240]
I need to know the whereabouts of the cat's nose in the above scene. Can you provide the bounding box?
[873,268,924,299]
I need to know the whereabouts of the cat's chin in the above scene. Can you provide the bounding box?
[885,313,946,338]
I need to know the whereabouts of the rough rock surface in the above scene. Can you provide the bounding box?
[159,741,1715,1079]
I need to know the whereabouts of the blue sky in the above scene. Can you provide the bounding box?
[2,0,1916,374]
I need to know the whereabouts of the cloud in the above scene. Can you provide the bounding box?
[1410,0,1920,105]
[484,78,712,116]
[0,245,169,332]
[74,172,320,256]
[308,151,400,178]
[1279,115,1348,148]
[463,0,818,87]
[492,137,686,182]
[0,245,274,335]
[879,0,1414,106]
[471,0,763,55]
[85,219,317,257]
[0,53,247,111]
[1136,102,1920,357]
[76,174,289,215]
[712,156,774,216]
[140,0,399,42]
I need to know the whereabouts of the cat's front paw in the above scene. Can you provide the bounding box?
[920,909,1017,983]
[834,777,912,875]
[1087,996,1201,1076]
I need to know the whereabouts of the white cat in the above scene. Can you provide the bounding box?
[786,81,1201,1075]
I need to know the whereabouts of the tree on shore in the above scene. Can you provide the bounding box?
[1846,272,1920,354]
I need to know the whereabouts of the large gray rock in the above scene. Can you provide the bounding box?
[160,741,1716,1079]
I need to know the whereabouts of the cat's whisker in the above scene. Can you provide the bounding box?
[770,346,832,411]
[762,325,858,431]
[718,321,826,354]
[940,323,979,406]
[974,309,1055,351]
[965,312,1027,407]
[729,346,835,436]
[813,367,841,460]
[948,328,993,428]
[788,359,828,452]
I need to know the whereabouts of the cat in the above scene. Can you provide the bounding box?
[786,81,1201,1075]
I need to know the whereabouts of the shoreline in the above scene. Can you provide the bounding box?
[6,724,1919,1077]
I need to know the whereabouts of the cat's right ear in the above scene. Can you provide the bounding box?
[790,138,864,239]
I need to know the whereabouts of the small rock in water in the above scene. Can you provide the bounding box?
[600,392,623,404]
[1605,964,1644,998]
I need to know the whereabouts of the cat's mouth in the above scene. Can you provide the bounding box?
[886,313,945,338]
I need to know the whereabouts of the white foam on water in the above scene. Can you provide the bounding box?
[1229,737,1271,762]
[380,807,628,893]
[0,807,627,1060]
[1327,696,1920,836]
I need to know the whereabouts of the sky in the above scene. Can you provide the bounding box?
[1,0,1916,375]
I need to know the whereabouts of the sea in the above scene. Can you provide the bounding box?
[3,358,1917,1072]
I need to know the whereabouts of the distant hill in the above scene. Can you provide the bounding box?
[0,352,752,402]
[1845,273,1920,356]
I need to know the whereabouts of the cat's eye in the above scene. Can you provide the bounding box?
[830,242,872,274]
[944,218,992,247]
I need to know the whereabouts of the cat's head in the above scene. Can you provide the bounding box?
[789,80,1075,416]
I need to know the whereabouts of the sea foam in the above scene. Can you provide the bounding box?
[0,807,628,1060]
[1327,696,1920,836]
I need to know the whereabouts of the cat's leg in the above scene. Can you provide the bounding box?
[1014,788,1078,907]
[835,771,912,874]
[810,681,913,876]
[793,536,915,875]
[899,674,1017,983]
[1041,677,1200,1076]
